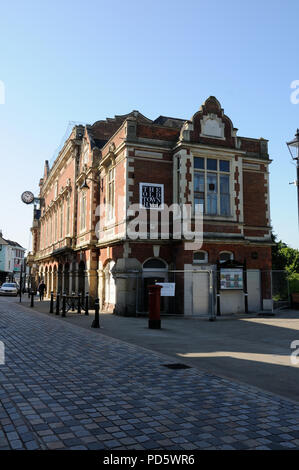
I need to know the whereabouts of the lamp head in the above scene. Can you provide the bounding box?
[287,129,299,160]
[80,178,90,191]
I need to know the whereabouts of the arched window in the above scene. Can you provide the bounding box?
[60,203,64,239]
[193,251,208,264]
[80,193,87,231]
[219,251,234,263]
[143,258,167,270]
[66,194,71,235]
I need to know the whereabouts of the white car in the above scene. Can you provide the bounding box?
[0,283,19,296]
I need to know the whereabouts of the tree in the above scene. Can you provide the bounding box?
[272,233,299,274]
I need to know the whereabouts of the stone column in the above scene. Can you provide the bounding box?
[97,264,104,310]
[112,258,142,316]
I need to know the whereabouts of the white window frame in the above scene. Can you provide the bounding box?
[219,251,234,263]
[193,157,231,217]
[80,192,87,231]
[193,250,208,264]
[66,194,71,236]
[107,167,115,222]
[60,203,64,239]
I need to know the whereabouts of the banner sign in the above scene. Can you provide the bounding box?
[139,182,164,210]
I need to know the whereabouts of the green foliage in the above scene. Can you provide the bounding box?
[272,233,299,274]
[289,273,299,294]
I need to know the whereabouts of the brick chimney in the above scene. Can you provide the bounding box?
[43,160,50,180]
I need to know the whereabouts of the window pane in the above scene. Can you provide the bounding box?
[193,251,206,262]
[207,173,217,193]
[220,252,232,262]
[195,196,204,213]
[220,174,229,194]
[220,194,230,216]
[194,172,204,192]
[207,158,217,170]
[207,194,217,214]
[220,160,230,172]
[194,157,204,169]
[207,173,217,214]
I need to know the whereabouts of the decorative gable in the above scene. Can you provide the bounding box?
[180,96,238,148]
[200,114,225,139]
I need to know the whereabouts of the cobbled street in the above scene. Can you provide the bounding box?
[0,298,299,450]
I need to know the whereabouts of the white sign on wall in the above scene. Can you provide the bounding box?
[139,182,164,210]
[156,282,175,297]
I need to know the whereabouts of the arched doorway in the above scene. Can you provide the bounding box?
[64,263,70,295]
[53,266,57,293]
[142,258,168,312]
[48,266,52,294]
[78,261,85,295]
[104,260,116,309]
[44,266,49,297]
[58,264,63,293]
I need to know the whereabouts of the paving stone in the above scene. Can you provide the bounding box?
[0,299,299,451]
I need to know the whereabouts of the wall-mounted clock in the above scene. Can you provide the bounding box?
[21,191,35,205]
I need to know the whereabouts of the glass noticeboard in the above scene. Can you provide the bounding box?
[220,268,243,290]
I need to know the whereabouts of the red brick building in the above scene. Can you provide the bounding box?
[30,97,272,315]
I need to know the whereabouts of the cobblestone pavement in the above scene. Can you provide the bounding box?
[0,299,299,450]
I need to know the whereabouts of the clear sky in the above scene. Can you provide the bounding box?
[0,0,298,251]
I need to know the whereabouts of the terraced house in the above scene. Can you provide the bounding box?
[29,97,272,316]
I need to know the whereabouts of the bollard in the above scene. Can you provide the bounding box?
[78,292,81,314]
[91,298,100,328]
[56,293,60,315]
[71,292,75,312]
[50,291,54,313]
[62,293,66,317]
[30,291,34,308]
[85,293,89,316]
[148,285,162,329]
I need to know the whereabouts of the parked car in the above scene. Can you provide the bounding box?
[0,283,19,296]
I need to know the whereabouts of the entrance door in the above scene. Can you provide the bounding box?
[192,271,210,316]
[247,269,261,312]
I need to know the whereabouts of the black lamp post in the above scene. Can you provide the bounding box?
[286,129,299,229]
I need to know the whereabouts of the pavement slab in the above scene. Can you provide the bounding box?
[0,298,298,450]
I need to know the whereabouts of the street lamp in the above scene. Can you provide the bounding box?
[80,178,90,191]
[286,129,299,229]
[80,176,102,191]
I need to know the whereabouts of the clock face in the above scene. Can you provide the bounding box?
[21,191,35,205]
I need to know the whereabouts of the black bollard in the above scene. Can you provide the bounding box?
[71,292,75,312]
[62,293,66,317]
[91,298,100,328]
[56,293,60,315]
[85,293,89,316]
[30,291,34,308]
[49,291,54,313]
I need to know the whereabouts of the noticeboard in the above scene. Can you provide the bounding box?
[155,282,175,297]
[220,268,243,290]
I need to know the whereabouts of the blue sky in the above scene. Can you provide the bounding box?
[0,0,298,250]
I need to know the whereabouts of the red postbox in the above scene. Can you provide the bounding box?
[148,284,162,329]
